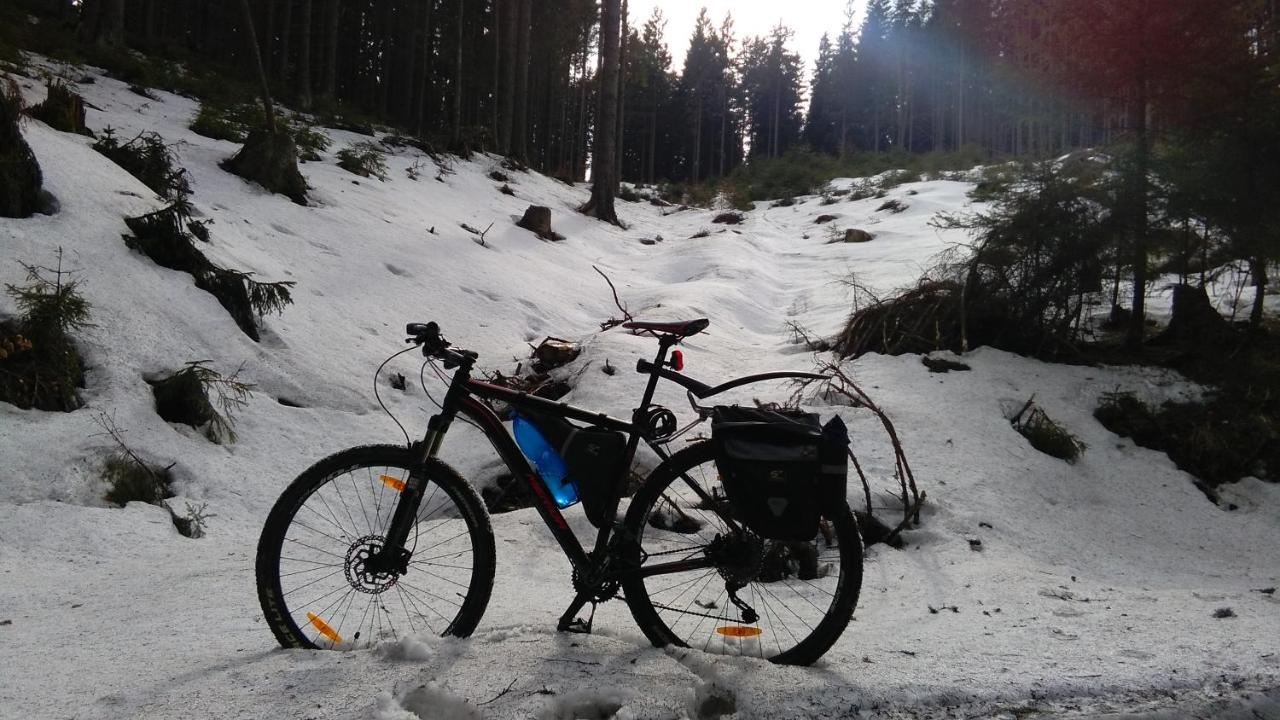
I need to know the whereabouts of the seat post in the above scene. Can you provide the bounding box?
[636,335,675,414]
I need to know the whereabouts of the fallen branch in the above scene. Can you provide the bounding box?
[477,677,518,706]
[593,265,634,330]
[808,363,924,531]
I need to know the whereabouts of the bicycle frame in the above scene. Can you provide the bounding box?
[387,333,829,628]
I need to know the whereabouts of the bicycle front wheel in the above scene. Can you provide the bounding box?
[256,445,496,650]
[621,441,862,665]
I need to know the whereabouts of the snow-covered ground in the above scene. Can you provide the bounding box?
[1,61,1278,719]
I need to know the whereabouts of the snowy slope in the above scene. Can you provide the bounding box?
[1,60,1278,720]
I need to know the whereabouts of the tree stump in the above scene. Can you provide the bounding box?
[830,229,873,244]
[1154,284,1235,350]
[517,205,558,240]
[532,337,580,370]
[29,81,90,136]
[222,129,308,205]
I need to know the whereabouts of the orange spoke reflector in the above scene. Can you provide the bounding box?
[380,474,406,492]
[716,625,763,638]
[306,612,342,644]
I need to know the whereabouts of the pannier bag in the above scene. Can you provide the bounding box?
[517,410,628,528]
[710,406,849,541]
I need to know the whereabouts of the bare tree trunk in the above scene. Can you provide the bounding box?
[614,0,627,186]
[497,0,516,153]
[648,92,657,184]
[1125,89,1151,350]
[276,0,292,83]
[238,0,278,131]
[1250,256,1268,328]
[81,0,125,46]
[581,0,621,224]
[451,0,464,146]
[511,0,531,160]
[492,0,501,147]
[414,0,434,137]
[321,0,339,101]
[260,0,274,77]
[691,94,702,182]
[298,0,313,109]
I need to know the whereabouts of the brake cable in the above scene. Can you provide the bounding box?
[374,345,419,447]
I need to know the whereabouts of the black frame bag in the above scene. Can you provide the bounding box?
[710,406,849,541]
[520,410,628,528]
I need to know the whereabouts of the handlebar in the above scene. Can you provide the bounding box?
[406,322,478,369]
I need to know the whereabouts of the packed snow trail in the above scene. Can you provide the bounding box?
[1,61,1278,719]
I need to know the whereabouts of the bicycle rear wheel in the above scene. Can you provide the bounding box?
[621,441,862,665]
[256,445,496,649]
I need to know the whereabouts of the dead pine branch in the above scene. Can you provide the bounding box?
[593,265,634,330]
[477,678,519,707]
[809,363,924,540]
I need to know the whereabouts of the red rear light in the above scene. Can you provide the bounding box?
[670,350,684,371]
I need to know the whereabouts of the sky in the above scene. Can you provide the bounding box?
[627,0,868,80]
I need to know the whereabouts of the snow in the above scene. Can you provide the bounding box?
[1,58,1278,719]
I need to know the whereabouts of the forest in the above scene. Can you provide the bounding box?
[2,0,1278,340]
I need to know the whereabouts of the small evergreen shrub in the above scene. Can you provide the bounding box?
[877,199,907,214]
[190,102,246,142]
[337,141,388,180]
[1011,399,1085,462]
[1095,390,1278,487]
[617,185,640,202]
[878,169,920,190]
[970,165,1021,202]
[103,452,174,506]
[189,102,267,143]
[28,79,90,135]
[291,124,331,161]
[92,128,192,202]
[0,78,47,218]
[712,211,743,224]
[123,205,295,341]
[150,361,253,443]
[0,252,89,412]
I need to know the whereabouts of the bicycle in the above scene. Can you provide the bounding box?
[256,318,863,665]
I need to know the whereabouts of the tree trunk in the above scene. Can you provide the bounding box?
[614,0,627,186]
[491,0,501,147]
[497,0,516,153]
[298,0,313,109]
[581,0,621,224]
[1250,256,1268,328]
[451,0,464,147]
[414,0,434,137]
[321,0,339,101]
[81,0,125,46]
[691,94,702,182]
[1125,92,1151,350]
[238,0,278,132]
[260,0,274,77]
[511,0,532,160]
[276,0,292,83]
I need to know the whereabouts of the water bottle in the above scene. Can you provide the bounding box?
[512,413,579,508]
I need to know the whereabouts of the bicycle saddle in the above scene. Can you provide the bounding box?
[622,318,710,337]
